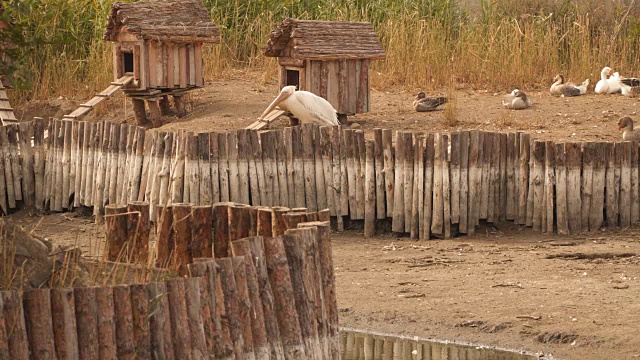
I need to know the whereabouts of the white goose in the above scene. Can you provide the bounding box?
[595,67,614,94]
[502,89,532,110]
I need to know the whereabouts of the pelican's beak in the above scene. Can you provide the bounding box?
[259,90,290,120]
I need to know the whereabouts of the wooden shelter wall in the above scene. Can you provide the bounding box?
[0,119,638,238]
[280,59,370,115]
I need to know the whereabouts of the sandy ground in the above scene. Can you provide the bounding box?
[11,71,640,359]
[17,71,640,143]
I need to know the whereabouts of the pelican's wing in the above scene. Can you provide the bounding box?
[296,91,339,125]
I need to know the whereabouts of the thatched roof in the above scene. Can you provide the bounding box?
[264,18,385,60]
[103,0,220,43]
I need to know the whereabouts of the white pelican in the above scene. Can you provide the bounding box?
[549,74,589,97]
[259,86,340,126]
[502,89,532,110]
[413,91,448,112]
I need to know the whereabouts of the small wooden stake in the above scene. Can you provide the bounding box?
[155,205,174,268]
[555,143,569,235]
[518,133,530,225]
[51,288,79,360]
[165,278,193,359]
[191,205,213,258]
[112,285,136,359]
[213,202,232,258]
[172,203,193,274]
[216,258,246,358]
[74,287,99,359]
[365,140,376,237]
[105,204,129,262]
[95,286,117,359]
[590,142,607,231]
[566,142,583,233]
[146,282,174,359]
[391,131,405,232]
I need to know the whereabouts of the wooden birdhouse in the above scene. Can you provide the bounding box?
[103,0,220,126]
[264,18,385,121]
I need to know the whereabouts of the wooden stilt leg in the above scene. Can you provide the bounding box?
[131,99,149,126]
[159,95,172,115]
[174,95,187,118]
[147,99,163,128]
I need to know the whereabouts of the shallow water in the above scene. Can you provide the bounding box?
[340,328,545,360]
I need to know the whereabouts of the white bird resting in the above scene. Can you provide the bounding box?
[249,86,340,130]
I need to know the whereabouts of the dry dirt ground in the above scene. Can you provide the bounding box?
[11,71,640,359]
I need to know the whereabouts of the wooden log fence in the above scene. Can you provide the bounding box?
[1,119,640,238]
[0,203,339,360]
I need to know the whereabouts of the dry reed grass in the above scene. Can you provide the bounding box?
[2,0,640,106]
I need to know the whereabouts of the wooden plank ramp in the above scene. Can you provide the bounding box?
[62,74,134,121]
[246,109,286,130]
[0,80,17,125]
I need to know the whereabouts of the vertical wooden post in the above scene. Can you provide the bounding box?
[108,124,121,205]
[566,142,582,233]
[590,142,607,230]
[17,122,34,209]
[284,127,296,208]
[283,212,308,231]
[257,207,274,238]
[297,222,340,360]
[51,288,79,360]
[130,280,151,359]
[555,143,569,235]
[581,142,594,232]
[373,129,386,220]
[275,130,290,206]
[213,202,232,258]
[631,141,639,223]
[210,132,221,203]
[450,132,461,225]
[96,287,117,359]
[320,127,335,216]
[33,118,46,210]
[442,134,452,239]
[218,132,230,202]
[165,278,193,359]
[391,131,405,232]
[314,126,328,211]
[185,132,200,205]
[231,257,257,359]
[293,126,307,209]
[147,282,175,359]
[499,133,508,221]
[184,278,208,359]
[364,140,376,237]
[228,203,251,241]
[112,285,136,359]
[127,201,150,264]
[105,204,129,262]
[156,205,174,268]
[431,133,444,236]
[619,141,632,227]
[544,141,555,233]
[467,131,482,234]
[0,127,16,210]
[249,130,262,206]
[506,133,516,220]
[411,135,424,239]
[264,236,306,359]
[172,203,193,273]
[254,129,269,206]
[74,287,99,359]
[517,133,530,225]
[272,206,291,237]
[479,132,492,220]
[260,132,280,206]
[237,129,251,205]
[1,291,29,359]
[191,205,213,258]
[402,132,414,232]
[302,124,317,211]
[381,129,394,218]
[216,258,246,358]
[227,131,240,203]
[23,289,56,360]
[458,131,470,234]
[531,140,545,232]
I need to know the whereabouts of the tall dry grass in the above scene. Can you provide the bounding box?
[2,0,640,104]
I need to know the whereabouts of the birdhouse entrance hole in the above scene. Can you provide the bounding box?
[122,51,134,73]
[286,69,300,89]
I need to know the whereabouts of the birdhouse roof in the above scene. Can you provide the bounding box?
[103,0,220,43]
[264,18,386,60]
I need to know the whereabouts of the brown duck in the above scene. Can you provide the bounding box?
[413,91,448,112]
[618,117,640,141]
